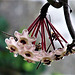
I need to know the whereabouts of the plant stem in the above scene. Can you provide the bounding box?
[47,0,62,8]
[40,3,50,18]
[63,0,75,40]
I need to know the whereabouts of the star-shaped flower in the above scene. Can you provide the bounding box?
[54,47,67,60]
[39,51,55,65]
[5,37,19,54]
[19,44,41,63]
[14,29,36,47]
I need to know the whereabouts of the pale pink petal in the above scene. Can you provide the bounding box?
[14,31,22,39]
[22,29,28,36]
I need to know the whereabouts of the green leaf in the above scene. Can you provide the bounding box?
[22,62,35,72]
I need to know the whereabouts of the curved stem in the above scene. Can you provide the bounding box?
[47,0,62,8]
[40,3,50,18]
[63,0,75,40]
[44,19,55,50]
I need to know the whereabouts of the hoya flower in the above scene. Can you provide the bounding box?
[19,44,41,63]
[5,37,19,54]
[39,47,67,65]
[39,51,55,65]
[72,47,75,54]
[14,29,36,47]
[19,44,35,56]
[24,55,41,63]
[4,2,75,70]
[65,46,75,56]
[41,57,52,66]
[54,47,67,60]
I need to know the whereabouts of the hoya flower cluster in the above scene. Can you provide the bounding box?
[4,2,75,68]
[5,28,75,66]
[5,29,39,63]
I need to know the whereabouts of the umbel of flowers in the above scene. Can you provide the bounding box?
[5,3,75,66]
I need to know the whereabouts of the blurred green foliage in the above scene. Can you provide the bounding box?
[23,62,35,72]
[0,16,9,33]
[51,72,63,75]
[0,16,9,49]
[0,51,45,75]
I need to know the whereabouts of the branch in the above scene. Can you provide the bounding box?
[47,0,63,8]
[63,0,75,40]
[40,3,50,18]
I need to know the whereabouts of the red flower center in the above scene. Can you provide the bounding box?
[20,40,26,45]
[10,47,16,52]
[44,59,51,65]
[25,53,31,57]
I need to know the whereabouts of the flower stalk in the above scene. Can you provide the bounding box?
[63,0,75,40]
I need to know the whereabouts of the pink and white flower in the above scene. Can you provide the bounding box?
[14,29,36,47]
[5,37,19,54]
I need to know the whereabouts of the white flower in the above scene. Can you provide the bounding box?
[14,29,36,47]
[39,51,55,65]
[53,47,67,60]
[19,44,41,63]
[5,37,19,54]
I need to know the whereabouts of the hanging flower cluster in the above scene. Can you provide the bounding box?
[5,14,75,66]
[5,3,75,68]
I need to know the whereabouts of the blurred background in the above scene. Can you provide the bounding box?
[0,0,75,75]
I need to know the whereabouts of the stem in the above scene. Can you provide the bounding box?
[43,19,46,51]
[40,3,50,18]
[39,30,42,37]
[31,21,39,37]
[51,25,64,48]
[33,22,41,44]
[36,61,41,70]
[47,0,63,8]
[1,31,13,37]
[41,20,44,50]
[46,17,68,43]
[35,22,41,38]
[44,19,55,50]
[46,43,51,52]
[0,31,17,41]
[63,0,75,40]
[28,16,40,34]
